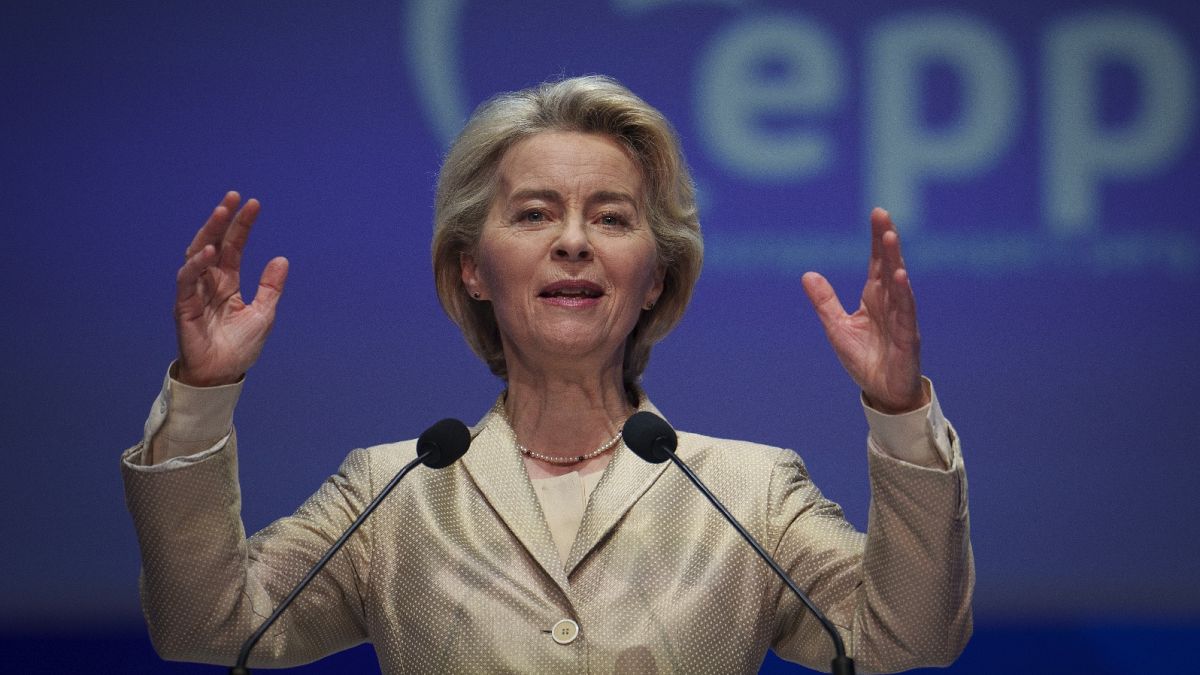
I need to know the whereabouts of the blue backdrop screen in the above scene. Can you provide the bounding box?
[2,1,1197,671]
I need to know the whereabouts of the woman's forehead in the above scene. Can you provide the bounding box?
[495,131,644,201]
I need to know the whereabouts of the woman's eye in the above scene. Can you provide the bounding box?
[599,213,628,227]
[521,210,546,223]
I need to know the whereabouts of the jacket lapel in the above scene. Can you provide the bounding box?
[565,399,671,575]
[461,401,571,593]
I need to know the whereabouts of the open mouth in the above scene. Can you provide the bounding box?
[539,281,604,299]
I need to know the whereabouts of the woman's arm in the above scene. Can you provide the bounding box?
[122,193,372,666]
[769,208,972,670]
[767,400,972,672]
[122,438,375,666]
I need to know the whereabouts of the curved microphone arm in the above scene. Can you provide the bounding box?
[230,417,470,674]
[660,446,854,675]
[623,411,854,675]
[229,451,429,674]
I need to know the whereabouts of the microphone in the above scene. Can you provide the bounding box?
[229,418,472,674]
[623,412,855,675]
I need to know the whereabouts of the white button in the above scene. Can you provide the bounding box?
[551,618,579,645]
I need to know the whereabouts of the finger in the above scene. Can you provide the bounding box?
[876,209,909,284]
[185,191,241,259]
[888,266,920,336]
[880,228,904,286]
[865,208,888,283]
[801,271,847,332]
[219,198,261,272]
[869,207,891,265]
[249,256,289,316]
[175,244,218,306]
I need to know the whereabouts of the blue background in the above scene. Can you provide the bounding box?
[2,1,1197,672]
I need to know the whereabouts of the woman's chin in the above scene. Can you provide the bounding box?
[515,327,626,366]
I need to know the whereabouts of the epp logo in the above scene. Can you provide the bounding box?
[404,1,1197,275]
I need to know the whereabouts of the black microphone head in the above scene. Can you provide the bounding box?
[622,411,676,464]
[417,418,471,469]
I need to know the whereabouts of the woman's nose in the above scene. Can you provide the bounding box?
[553,219,592,261]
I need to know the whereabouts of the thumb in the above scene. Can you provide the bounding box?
[801,271,846,332]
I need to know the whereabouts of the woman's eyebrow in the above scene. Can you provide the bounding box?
[504,188,640,219]
[586,191,638,210]
[508,189,562,204]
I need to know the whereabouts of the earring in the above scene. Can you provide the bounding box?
[644,301,655,310]
[472,291,482,300]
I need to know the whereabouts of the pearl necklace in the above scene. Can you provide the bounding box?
[515,430,624,465]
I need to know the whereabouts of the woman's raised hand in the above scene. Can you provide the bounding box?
[801,208,928,414]
[174,191,288,387]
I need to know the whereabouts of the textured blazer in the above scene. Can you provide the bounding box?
[122,397,973,673]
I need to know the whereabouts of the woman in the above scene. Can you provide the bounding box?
[123,76,972,673]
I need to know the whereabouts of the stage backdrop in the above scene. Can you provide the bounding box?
[2,1,1197,673]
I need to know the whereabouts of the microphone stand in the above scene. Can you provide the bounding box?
[229,451,431,674]
[660,446,855,675]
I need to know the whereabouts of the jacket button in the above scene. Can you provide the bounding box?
[551,619,579,644]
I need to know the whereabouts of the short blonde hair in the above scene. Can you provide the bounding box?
[432,75,703,390]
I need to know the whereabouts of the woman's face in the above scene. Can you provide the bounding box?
[461,131,664,371]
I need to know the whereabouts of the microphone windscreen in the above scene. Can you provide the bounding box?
[622,411,676,464]
[417,418,472,469]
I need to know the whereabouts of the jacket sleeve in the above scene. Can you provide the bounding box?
[768,424,973,673]
[121,432,375,667]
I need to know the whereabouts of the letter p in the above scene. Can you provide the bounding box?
[866,14,1020,230]
[1044,11,1194,235]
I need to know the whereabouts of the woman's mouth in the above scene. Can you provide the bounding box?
[539,281,604,305]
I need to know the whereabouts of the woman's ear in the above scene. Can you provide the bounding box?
[460,252,486,300]
[645,263,666,308]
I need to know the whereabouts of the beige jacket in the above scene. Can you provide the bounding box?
[122,397,972,673]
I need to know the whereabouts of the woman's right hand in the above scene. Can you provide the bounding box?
[174,191,289,387]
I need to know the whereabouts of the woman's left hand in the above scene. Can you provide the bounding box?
[801,208,928,414]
